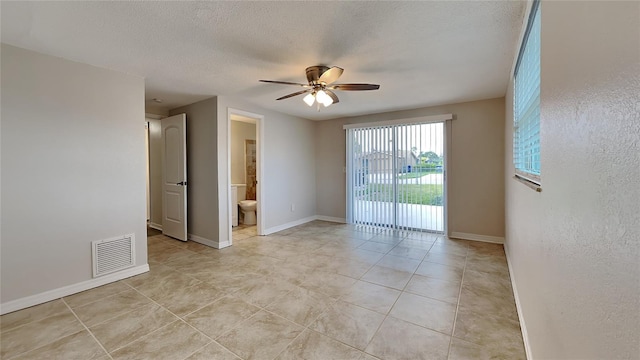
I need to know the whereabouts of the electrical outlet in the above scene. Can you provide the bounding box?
[291,203,295,212]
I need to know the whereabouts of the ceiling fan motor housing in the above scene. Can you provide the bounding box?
[306,65,330,84]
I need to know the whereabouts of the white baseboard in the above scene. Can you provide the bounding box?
[148,222,162,231]
[263,216,317,235]
[449,232,505,244]
[187,233,228,249]
[0,264,150,315]
[315,215,347,223]
[217,240,231,249]
[261,215,346,235]
[504,242,532,359]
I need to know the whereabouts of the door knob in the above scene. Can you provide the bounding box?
[176,181,187,186]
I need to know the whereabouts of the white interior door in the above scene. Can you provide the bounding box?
[161,114,187,241]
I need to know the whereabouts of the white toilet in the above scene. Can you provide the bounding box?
[238,200,257,225]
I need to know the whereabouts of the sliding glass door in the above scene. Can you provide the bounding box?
[346,121,446,233]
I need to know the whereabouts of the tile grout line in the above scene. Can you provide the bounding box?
[446,244,470,359]
[176,341,212,360]
[359,237,467,358]
[116,282,221,358]
[2,329,81,360]
[358,237,425,358]
[3,295,130,360]
[79,285,181,354]
[180,338,244,360]
[187,280,319,358]
[211,304,284,359]
[265,298,374,360]
[273,222,382,358]
[1,282,133,336]
[61,298,115,360]
[1,286,141,360]
[0,301,71,336]
[63,283,134,313]
[113,319,185,355]
[280,228,476,356]
[176,292,231,320]
[265,305,314,360]
[249,227,460,350]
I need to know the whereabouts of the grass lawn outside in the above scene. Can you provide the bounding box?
[397,169,442,179]
[358,183,443,206]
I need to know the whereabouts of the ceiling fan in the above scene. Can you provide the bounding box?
[259,66,380,110]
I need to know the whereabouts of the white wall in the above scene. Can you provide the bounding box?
[167,96,316,247]
[1,44,147,305]
[505,2,640,358]
[316,98,506,239]
[169,98,219,243]
[230,121,256,185]
[217,96,317,237]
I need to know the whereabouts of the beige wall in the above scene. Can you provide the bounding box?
[316,97,506,238]
[230,121,256,185]
[217,96,317,236]
[170,98,219,243]
[167,96,317,245]
[1,44,147,304]
[505,2,640,358]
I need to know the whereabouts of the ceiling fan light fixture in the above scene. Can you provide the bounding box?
[303,92,315,106]
[316,90,333,107]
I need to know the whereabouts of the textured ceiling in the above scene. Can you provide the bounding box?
[1,1,525,120]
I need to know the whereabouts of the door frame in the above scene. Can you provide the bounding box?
[145,113,164,231]
[344,114,452,234]
[145,121,150,222]
[443,119,451,236]
[227,108,264,245]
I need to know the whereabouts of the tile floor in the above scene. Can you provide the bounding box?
[0,221,525,360]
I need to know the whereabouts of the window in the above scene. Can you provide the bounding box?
[514,0,541,184]
[344,115,451,233]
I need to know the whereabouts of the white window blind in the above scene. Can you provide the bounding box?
[346,122,446,233]
[514,0,541,184]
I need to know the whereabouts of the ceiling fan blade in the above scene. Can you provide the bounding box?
[329,83,380,91]
[259,80,309,87]
[325,90,340,104]
[306,65,329,83]
[276,89,311,100]
[318,67,344,85]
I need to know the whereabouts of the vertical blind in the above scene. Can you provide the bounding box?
[514,0,541,183]
[346,122,445,233]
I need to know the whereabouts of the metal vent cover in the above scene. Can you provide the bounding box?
[92,234,135,277]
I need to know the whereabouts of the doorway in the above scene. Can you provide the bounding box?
[346,118,448,233]
[227,109,264,245]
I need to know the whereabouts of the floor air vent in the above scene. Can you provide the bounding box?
[92,234,135,277]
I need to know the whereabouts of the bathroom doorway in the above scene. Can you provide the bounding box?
[227,109,264,245]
